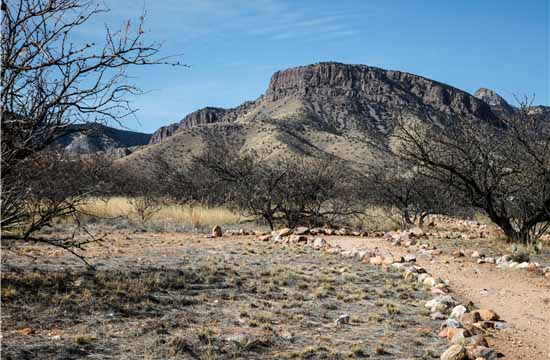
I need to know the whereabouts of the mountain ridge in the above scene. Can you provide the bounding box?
[149,62,500,144]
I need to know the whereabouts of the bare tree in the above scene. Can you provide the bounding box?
[1,151,113,264]
[366,156,461,228]
[395,102,550,243]
[153,137,366,229]
[1,0,181,245]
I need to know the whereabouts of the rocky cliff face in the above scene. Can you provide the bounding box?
[474,88,515,117]
[150,102,257,143]
[56,123,151,154]
[151,62,499,144]
[263,62,496,131]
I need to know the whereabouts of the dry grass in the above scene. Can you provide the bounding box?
[361,207,405,232]
[2,232,446,359]
[78,197,241,229]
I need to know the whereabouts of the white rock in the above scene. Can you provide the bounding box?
[431,312,446,320]
[313,237,328,249]
[335,314,350,325]
[450,305,468,320]
[440,344,467,360]
[444,319,462,328]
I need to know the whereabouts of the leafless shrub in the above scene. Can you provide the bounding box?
[395,100,550,243]
[153,138,366,229]
[1,0,181,254]
[365,156,463,228]
[2,151,112,264]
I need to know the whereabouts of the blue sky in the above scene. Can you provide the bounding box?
[92,0,548,133]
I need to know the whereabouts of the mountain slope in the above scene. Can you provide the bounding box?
[56,123,152,155]
[124,62,502,169]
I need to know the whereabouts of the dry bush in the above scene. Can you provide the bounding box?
[153,137,368,229]
[396,102,550,244]
[1,0,181,252]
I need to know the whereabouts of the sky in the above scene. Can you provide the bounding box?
[85,0,548,133]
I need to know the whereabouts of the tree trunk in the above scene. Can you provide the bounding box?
[264,214,274,230]
[418,213,429,228]
[490,216,530,244]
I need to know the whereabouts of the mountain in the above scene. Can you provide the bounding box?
[55,123,152,156]
[473,88,515,117]
[150,62,496,144]
[123,62,504,168]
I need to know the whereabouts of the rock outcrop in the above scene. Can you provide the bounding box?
[55,123,151,155]
[150,102,257,143]
[149,62,499,144]
[473,87,515,117]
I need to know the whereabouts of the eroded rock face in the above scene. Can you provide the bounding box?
[473,87,515,117]
[264,62,498,131]
[149,123,179,143]
[149,62,500,143]
[149,102,256,143]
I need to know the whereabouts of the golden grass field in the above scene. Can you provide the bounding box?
[79,197,242,229]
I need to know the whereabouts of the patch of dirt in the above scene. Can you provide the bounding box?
[2,232,447,359]
[332,235,550,360]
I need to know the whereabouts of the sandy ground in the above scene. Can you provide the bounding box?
[331,236,550,360]
[2,232,448,359]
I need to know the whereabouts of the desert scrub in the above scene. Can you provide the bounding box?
[2,232,448,359]
[75,197,242,230]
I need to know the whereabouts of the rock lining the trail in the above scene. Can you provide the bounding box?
[256,226,515,359]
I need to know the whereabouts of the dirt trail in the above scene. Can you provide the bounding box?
[331,236,550,360]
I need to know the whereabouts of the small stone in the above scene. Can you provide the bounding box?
[403,269,417,282]
[444,319,462,329]
[493,321,509,330]
[404,254,417,263]
[417,273,432,284]
[471,251,480,258]
[452,250,465,258]
[212,225,223,238]
[440,344,467,360]
[19,328,34,336]
[326,246,341,254]
[340,250,353,257]
[517,262,529,269]
[369,256,383,266]
[431,312,446,320]
[450,305,468,320]
[527,263,538,272]
[335,314,350,326]
[469,346,498,360]
[450,328,471,345]
[474,309,499,321]
[258,235,271,242]
[391,262,407,270]
[423,276,444,288]
[336,228,349,236]
[382,255,395,265]
[293,226,309,235]
[278,228,292,237]
[465,334,489,347]
[313,237,328,249]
